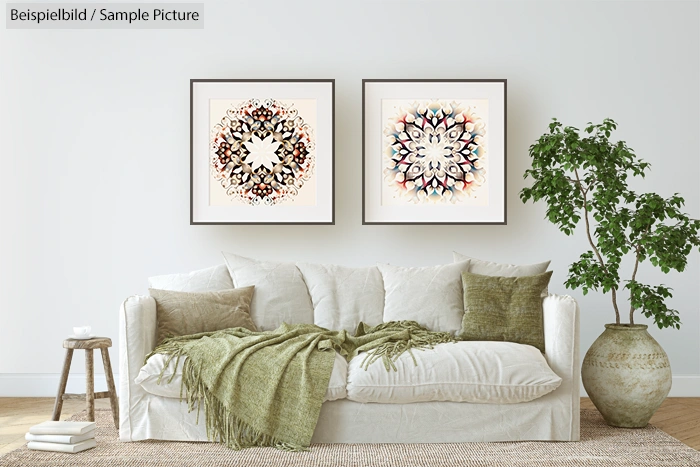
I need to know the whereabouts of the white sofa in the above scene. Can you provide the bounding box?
[119,260,580,444]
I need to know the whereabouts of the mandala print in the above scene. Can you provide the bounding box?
[384,100,486,204]
[211,99,315,206]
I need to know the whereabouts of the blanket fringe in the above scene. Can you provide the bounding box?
[360,321,455,371]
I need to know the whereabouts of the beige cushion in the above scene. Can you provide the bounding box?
[148,265,233,292]
[453,252,551,296]
[453,252,551,276]
[459,271,553,352]
[377,261,470,334]
[297,263,384,333]
[346,341,561,404]
[222,252,314,331]
[136,351,348,402]
[149,287,256,343]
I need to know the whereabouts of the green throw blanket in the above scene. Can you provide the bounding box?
[148,321,454,451]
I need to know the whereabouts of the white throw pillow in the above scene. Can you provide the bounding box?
[377,260,470,334]
[222,252,314,331]
[148,265,233,292]
[136,351,348,402]
[452,252,551,296]
[453,252,550,276]
[297,263,384,333]
[346,341,562,404]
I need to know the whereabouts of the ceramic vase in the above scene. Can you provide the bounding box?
[582,324,671,427]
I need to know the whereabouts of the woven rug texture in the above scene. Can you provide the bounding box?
[1,408,699,466]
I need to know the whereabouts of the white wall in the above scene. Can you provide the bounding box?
[1,0,698,396]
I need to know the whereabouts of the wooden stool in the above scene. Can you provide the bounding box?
[51,337,119,429]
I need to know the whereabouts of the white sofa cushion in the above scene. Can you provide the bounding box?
[346,341,562,404]
[148,265,233,292]
[297,263,384,333]
[135,351,348,402]
[222,252,314,331]
[453,252,551,277]
[377,261,470,334]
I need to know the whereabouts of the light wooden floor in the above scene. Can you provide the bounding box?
[0,398,698,455]
[0,397,110,455]
[581,397,700,450]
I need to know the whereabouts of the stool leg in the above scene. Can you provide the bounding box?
[100,347,119,429]
[51,349,73,421]
[85,349,95,422]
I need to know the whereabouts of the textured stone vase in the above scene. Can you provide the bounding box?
[582,324,671,428]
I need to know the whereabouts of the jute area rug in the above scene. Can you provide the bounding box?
[1,409,699,467]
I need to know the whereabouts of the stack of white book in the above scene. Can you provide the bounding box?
[26,421,97,453]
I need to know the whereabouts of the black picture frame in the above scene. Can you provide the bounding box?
[190,79,335,225]
[362,79,507,225]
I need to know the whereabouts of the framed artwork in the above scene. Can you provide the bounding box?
[190,79,334,224]
[362,79,507,225]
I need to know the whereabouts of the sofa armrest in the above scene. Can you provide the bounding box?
[543,293,580,439]
[118,295,157,441]
[543,294,580,383]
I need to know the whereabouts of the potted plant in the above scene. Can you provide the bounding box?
[520,118,700,427]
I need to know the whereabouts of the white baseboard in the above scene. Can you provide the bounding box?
[667,376,700,396]
[580,375,700,398]
[2,373,699,398]
[0,373,120,397]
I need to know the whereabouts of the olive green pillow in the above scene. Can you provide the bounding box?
[458,271,553,352]
[149,286,257,343]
